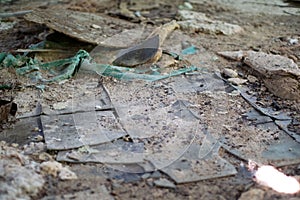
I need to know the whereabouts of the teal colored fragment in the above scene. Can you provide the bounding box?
[0,53,36,69]
[93,63,198,81]
[0,49,90,83]
[0,84,12,90]
[1,49,197,84]
[15,65,39,75]
[0,52,6,64]
[181,45,198,55]
[40,50,90,82]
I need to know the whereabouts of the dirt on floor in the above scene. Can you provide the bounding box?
[1,0,300,199]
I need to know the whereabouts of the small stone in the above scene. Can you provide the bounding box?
[38,152,53,161]
[289,38,298,45]
[238,189,265,200]
[11,143,19,148]
[23,142,46,155]
[59,167,78,180]
[223,68,238,78]
[154,178,176,189]
[247,75,258,83]
[228,78,247,85]
[35,135,44,142]
[179,2,193,10]
[52,102,68,110]
[91,24,101,29]
[40,161,62,177]
[184,2,193,9]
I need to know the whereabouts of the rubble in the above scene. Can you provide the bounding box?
[0,142,45,200]
[222,68,238,78]
[218,50,300,100]
[40,160,78,180]
[1,0,300,199]
[24,9,137,45]
[228,77,247,85]
[178,10,243,35]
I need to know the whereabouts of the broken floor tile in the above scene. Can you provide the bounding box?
[161,138,237,184]
[0,116,41,145]
[106,80,201,169]
[105,162,155,174]
[223,118,300,166]
[239,88,292,121]
[154,178,176,189]
[243,109,273,124]
[262,135,300,165]
[42,79,112,116]
[56,140,144,164]
[275,120,300,143]
[169,73,227,94]
[43,111,126,150]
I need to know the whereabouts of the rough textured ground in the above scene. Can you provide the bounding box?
[1,0,300,199]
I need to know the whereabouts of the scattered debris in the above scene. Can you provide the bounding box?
[222,68,238,78]
[154,178,176,189]
[57,140,145,164]
[112,20,180,67]
[218,50,300,100]
[247,75,258,83]
[178,10,243,35]
[112,35,160,67]
[82,59,197,81]
[22,142,46,155]
[1,1,300,199]
[0,141,45,200]
[24,9,137,45]
[40,160,78,180]
[228,77,247,85]
[42,111,126,150]
[0,50,90,83]
[161,140,237,183]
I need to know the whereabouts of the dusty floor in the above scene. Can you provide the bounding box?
[1,0,300,199]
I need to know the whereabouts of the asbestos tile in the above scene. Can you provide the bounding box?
[43,111,126,150]
[56,140,144,164]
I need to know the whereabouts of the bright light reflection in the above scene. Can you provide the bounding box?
[255,165,300,194]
